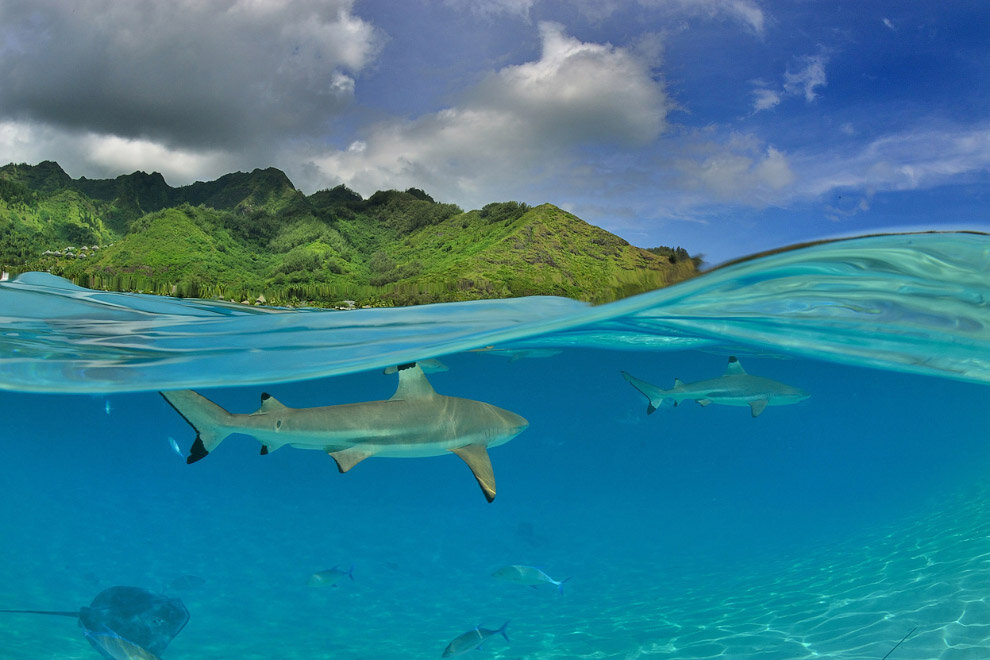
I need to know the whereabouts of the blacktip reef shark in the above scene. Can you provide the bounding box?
[622,356,809,417]
[160,362,528,502]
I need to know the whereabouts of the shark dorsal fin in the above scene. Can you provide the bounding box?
[256,392,289,414]
[724,356,746,375]
[673,378,685,389]
[390,363,437,400]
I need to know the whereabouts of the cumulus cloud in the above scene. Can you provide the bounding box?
[0,119,238,184]
[307,22,668,206]
[675,132,795,205]
[0,0,381,150]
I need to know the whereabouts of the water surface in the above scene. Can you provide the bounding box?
[0,232,987,659]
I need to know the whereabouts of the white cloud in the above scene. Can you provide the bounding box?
[0,119,236,185]
[443,0,535,18]
[751,50,828,112]
[675,133,795,204]
[578,0,766,35]
[306,23,668,206]
[675,0,766,34]
[784,53,828,102]
[751,86,782,112]
[796,124,990,198]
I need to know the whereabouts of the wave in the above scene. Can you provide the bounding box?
[1,232,987,392]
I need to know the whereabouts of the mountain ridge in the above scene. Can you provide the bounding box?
[0,161,699,306]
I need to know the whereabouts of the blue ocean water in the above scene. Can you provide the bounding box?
[0,232,988,659]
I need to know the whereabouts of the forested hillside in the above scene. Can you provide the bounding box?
[0,161,699,306]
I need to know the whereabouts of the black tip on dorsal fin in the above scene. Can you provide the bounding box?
[396,362,417,372]
[260,446,269,455]
[261,392,271,401]
[728,356,738,363]
[186,436,209,464]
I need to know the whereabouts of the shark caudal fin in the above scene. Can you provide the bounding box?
[160,390,234,464]
[620,371,666,414]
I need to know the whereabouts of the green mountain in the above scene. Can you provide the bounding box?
[0,161,699,306]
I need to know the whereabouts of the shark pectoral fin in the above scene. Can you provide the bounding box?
[697,399,712,407]
[328,447,375,473]
[450,444,496,503]
[749,399,768,417]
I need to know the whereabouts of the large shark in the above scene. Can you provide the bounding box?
[160,363,528,502]
[622,356,809,417]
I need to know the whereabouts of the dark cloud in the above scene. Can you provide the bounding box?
[0,0,381,149]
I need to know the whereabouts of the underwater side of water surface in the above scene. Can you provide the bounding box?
[0,233,988,659]
[1,349,988,659]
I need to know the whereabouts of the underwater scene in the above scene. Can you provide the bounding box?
[0,232,988,660]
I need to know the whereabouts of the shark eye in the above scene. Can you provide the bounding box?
[276,419,283,430]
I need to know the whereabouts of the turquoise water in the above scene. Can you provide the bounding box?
[0,232,987,659]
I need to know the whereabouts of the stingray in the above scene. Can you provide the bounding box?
[0,585,189,658]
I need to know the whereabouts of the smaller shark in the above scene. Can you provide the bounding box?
[622,356,809,417]
[160,363,528,502]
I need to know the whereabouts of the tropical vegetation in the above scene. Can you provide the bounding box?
[0,161,700,307]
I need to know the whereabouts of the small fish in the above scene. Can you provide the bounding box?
[442,621,509,657]
[104,400,112,415]
[492,565,569,593]
[84,630,160,660]
[167,436,183,458]
[308,565,354,587]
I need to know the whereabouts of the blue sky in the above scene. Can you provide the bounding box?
[1,0,987,263]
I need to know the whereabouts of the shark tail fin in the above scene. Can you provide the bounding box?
[556,577,571,595]
[497,620,510,643]
[160,390,234,463]
[620,371,665,414]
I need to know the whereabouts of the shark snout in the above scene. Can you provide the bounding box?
[503,410,529,434]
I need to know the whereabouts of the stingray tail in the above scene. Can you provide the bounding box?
[160,390,234,464]
[620,371,666,414]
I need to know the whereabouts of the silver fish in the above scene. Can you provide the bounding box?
[442,621,509,657]
[492,565,569,593]
[85,630,160,660]
[308,565,354,587]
